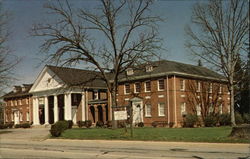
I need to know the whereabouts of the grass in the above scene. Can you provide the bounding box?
[0,131,12,135]
[59,126,249,143]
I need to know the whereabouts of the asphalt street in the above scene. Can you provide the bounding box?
[0,128,249,159]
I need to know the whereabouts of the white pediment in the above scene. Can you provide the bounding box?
[29,66,65,93]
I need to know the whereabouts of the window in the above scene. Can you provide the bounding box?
[158,79,165,91]
[180,79,185,91]
[11,101,13,106]
[209,83,213,93]
[15,100,17,106]
[126,68,134,75]
[18,99,21,105]
[5,114,8,122]
[219,104,223,114]
[26,112,30,121]
[219,84,222,94]
[209,103,213,113]
[26,98,29,104]
[93,91,99,100]
[134,83,141,93]
[145,104,152,117]
[181,102,186,115]
[20,112,23,121]
[38,98,44,105]
[196,104,201,116]
[197,81,201,92]
[158,103,165,116]
[11,113,14,121]
[124,83,130,94]
[145,81,151,92]
[227,104,230,113]
[146,65,153,72]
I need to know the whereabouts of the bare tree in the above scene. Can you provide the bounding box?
[32,0,162,128]
[0,4,18,94]
[185,0,249,126]
[186,80,224,122]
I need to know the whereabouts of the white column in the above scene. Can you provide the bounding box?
[44,96,49,124]
[81,93,85,121]
[54,95,58,122]
[64,93,72,120]
[33,97,39,125]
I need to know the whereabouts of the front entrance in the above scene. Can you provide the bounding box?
[14,111,20,125]
[48,96,54,124]
[58,94,64,121]
[39,106,45,125]
[132,100,143,125]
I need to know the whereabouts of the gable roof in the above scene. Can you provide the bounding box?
[47,65,107,88]
[2,84,33,99]
[119,60,226,82]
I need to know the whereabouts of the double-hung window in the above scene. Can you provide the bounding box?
[145,81,151,92]
[180,79,185,91]
[145,104,152,117]
[124,83,130,94]
[158,79,165,91]
[134,83,141,93]
[158,103,165,116]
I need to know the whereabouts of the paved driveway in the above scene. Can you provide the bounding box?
[0,127,50,141]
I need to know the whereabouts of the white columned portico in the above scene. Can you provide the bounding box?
[44,96,49,124]
[81,93,86,121]
[33,97,39,125]
[54,95,58,122]
[64,93,72,120]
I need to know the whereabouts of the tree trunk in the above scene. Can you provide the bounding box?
[111,89,117,129]
[230,84,236,126]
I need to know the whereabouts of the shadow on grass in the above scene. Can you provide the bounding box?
[0,131,12,134]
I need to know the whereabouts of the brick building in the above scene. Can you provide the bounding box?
[2,84,33,124]
[2,60,230,127]
[116,60,230,127]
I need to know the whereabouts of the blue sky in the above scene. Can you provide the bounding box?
[3,0,199,88]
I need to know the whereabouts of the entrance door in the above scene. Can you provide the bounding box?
[132,101,143,124]
[14,111,20,125]
[71,106,77,124]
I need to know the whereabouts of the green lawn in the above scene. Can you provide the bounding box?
[59,127,248,143]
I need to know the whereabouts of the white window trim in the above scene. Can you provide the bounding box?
[145,104,152,117]
[219,84,222,94]
[158,103,165,117]
[180,79,185,91]
[144,81,151,92]
[196,104,201,116]
[219,104,223,114]
[26,112,30,121]
[181,102,186,115]
[124,83,130,94]
[197,81,201,92]
[158,79,165,91]
[20,112,23,121]
[209,83,213,93]
[134,82,140,93]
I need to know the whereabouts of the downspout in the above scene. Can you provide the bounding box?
[167,76,170,124]
[174,75,177,126]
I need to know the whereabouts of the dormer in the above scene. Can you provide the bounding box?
[145,65,153,72]
[13,86,21,93]
[126,68,134,75]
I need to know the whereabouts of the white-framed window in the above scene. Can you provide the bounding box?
[124,83,130,94]
[209,83,213,93]
[180,79,185,91]
[196,104,201,116]
[15,100,17,106]
[26,112,30,121]
[145,104,152,117]
[219,104,223,114]
[126,68,134,75]
[158,103,165,116]
[197,81,201,92]
[158,79,165,91]
[227,104,230,113]
[38,98,44,105]
[18,99,21,105]
[134,83,141,93]
[181,102,186,115]
[93,91,99,100]
[209,103,213,113]
[146,65,153,72]
[219,84,222,94]
[20,112,23,121]
[26,98,29,104]
[145,81,151,92]
[11,101,13,106]
[5,114,8,122]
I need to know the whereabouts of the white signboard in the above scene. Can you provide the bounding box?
[114,111,127,120]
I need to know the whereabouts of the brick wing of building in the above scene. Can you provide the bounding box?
[116,60,230,127]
